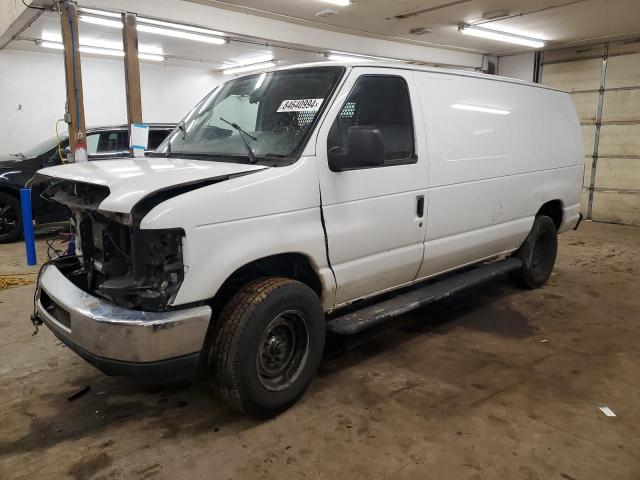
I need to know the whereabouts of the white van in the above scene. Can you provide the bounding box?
[33,62,583,417]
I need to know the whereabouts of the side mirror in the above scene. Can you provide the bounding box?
[328,125,384,172]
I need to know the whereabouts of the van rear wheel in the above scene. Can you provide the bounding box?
[207,277,325,418]
[510,215,558,289]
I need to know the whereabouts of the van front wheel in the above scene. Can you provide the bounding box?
[207,277,325,418]
[510,215,558,289]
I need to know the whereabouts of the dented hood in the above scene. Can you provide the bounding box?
[36,157,268,213]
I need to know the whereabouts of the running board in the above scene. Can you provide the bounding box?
[326,257,522,335]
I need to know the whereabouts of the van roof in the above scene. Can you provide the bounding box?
[252,60,567,94]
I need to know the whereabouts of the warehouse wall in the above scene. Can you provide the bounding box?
[498,53,534,81]
[0,49,222,155]
[542,42,640,226]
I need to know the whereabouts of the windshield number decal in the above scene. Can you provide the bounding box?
[277,98,324,113]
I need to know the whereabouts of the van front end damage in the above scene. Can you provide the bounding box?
[33,176,213,379]
[42,178,187,312]
[76,211,185,312]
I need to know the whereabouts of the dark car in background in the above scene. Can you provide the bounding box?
[0,124,175,243]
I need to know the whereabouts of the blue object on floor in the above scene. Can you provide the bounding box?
[20,188,37,266]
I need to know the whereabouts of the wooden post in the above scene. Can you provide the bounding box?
[122,11,143,151]
[59,0,86,161]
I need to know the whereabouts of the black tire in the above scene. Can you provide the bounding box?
[510,215,558,289]
[207,277,325,418]
[0,192,23,244]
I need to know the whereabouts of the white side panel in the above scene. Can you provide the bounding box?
[414,71,583,278]
[141,157,333,307]
[416,72,583,188]
[179,208,332,307]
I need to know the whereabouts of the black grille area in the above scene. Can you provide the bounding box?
[76,211,185,311]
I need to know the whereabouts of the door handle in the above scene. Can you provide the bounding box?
[416,195,425,218]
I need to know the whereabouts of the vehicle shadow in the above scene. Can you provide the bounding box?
[318,277,534,378]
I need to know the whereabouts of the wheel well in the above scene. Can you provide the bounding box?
[537,200,563,230]
[209,253,323,320]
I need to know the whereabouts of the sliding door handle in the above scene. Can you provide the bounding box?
[416,195,425,218]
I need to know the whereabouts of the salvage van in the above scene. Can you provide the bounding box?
[32,62,583,417]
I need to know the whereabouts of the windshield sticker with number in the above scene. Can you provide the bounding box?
[277,98,324,113]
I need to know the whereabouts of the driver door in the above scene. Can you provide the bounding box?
[317,68,428,306]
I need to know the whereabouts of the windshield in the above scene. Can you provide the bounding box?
[19,134,68,159]
[158,66,344,163]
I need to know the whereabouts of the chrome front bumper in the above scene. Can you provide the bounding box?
[36,264,212,365]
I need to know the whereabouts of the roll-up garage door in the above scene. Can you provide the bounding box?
[541,41,640,226]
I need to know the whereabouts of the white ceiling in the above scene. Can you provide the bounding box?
[6,0,640,71]
[190,0,640,55]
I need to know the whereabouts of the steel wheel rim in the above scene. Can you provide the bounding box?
[257,309,310,392]
[0,204,18,235]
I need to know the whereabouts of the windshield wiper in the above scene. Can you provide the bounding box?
[219,117,257,164]
[11,153,26,159]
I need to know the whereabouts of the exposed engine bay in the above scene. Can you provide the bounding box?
[41,179,185,311]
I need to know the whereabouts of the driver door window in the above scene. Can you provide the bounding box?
[327,75,415,168]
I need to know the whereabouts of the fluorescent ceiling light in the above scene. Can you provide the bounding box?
[326,50,398,62]
[223,60,276,75]
[79,15,124,29]
[326,53,373,62]
[327,53,376,62]
[137,53,165,62]
[39,41,64,50]
[451,103,510,115]
[80,45,124,57]
[42,31,163,55]
[318,0,352,6]
[137,17,224,37]
[79,14,227,45]
[459,24,545,49]
[38,40,164,61]
[137,24,226,44]
[78,7,121,18]
[78,7,225,36]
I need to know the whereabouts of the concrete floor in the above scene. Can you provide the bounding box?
[0,221,639,480]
